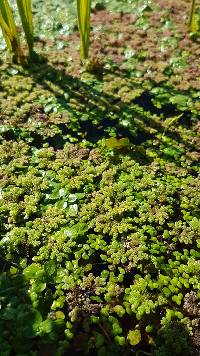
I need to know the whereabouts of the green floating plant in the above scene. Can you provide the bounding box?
[16,0,34,56]
[76,0,91,61]
[127,329,141,346]
[0,0,23,63]
[104,137,130,150]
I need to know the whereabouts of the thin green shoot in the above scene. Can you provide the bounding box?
[0,0,23,63]
[162,114,183,138]
[77,0,91,61]
[188,0,198,32]
[16,0,34,56]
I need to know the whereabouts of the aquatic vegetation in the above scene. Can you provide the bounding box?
[0,129,199,354]
[0,0,199,355]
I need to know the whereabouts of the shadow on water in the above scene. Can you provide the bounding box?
[22,54,196,156]
[154,321,196,356]
[25,55,163,148]
[1,52,196,163]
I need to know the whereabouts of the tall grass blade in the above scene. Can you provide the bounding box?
[188,0,198,32]
[16,0,34,56]
[0,0,22,63]
[77,0,91,60]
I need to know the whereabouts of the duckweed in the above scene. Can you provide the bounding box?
[0,0,200,355]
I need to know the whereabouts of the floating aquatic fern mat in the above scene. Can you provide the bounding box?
[0,0,200,355]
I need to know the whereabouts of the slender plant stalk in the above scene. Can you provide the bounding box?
[77,0,91,61]
[0,0,23,63]
[16,0,34,56]
[188,0,196,32]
